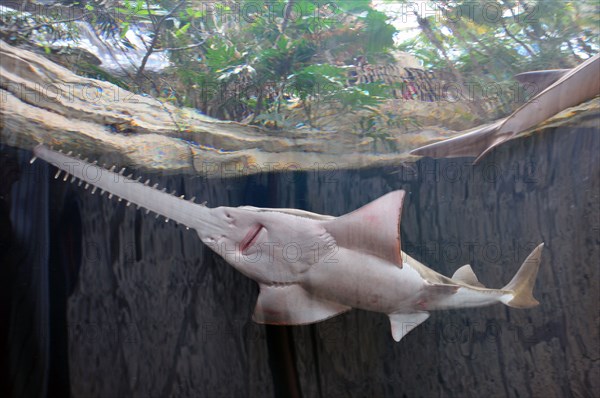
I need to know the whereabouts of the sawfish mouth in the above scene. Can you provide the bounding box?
[240,224,264,253]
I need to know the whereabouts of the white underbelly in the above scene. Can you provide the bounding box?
[429,287,511,310]
[300,248,426,314]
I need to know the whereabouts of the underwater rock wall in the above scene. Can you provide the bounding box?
[8,115,596,396]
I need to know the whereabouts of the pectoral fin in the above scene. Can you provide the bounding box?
[409,119,506,160]
[389,312,430,342]
[253,284,351,325]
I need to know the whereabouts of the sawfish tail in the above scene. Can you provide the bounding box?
[500,243,544,308]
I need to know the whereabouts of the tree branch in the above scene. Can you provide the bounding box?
[20,14,89,33]
[154,39,208,52]
[499,18,536,58]
[134,0,187,83]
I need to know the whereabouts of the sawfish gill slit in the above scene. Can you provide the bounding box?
[240,224,265,253]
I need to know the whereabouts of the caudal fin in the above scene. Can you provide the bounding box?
[501,243,544,308]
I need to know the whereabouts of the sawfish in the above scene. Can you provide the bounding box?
[32,145,544,342]
[411,53,600,163]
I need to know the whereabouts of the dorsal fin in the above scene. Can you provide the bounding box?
[514,69,570,93]
[321,190,405,267]
[451,264,485,288]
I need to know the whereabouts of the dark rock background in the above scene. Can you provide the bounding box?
[2,114,598,397]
